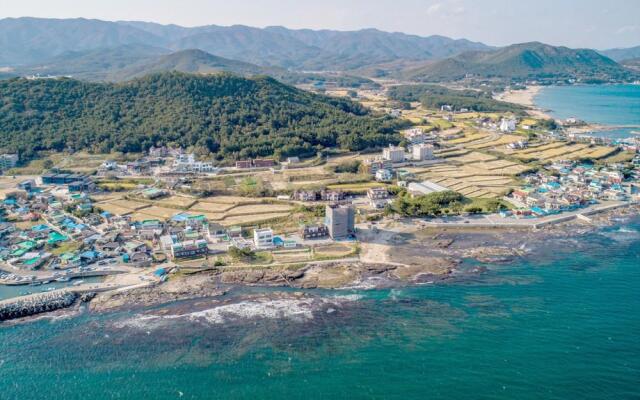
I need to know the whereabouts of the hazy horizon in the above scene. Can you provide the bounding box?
[1,0,639,50]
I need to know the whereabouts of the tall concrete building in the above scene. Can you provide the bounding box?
[412,144,434,161]
[325,204,355,239]
[382,145,405,163]
[0,154,19,171]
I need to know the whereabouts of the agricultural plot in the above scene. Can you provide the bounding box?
[466,134,523,150]
[95,203,135,216]
[111,199,149,210]
[415,155,524,199]
[446,132,489,145]
[153,195,197,209]
[226,204,293,216]
[220,212,291,227]
[190,201,236,213]
[134,206,179,220]
[446,152,497,164]
[198,196,261,204]
[272,249,312,263]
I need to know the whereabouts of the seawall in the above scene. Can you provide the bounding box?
[0,290,78,321]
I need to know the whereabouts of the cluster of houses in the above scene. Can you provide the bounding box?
[506,161,639,216]
[0,170,366,284]
[98,147,220,177]
[0,185,158,277]
[361,143,436,183]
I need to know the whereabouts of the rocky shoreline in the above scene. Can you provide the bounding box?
[4,205,638,323]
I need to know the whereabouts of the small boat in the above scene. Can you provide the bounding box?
[72,280,85,286]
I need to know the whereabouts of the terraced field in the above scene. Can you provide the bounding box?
[413,150,528,199]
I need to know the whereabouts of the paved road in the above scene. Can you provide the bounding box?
[415,201,636,229]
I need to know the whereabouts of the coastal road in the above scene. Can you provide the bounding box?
[416,201,637,229]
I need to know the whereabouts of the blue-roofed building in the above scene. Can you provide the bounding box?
[31,224,50,232]
[530,207,547,216]
[80,251,100,263]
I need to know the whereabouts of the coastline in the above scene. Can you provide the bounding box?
[1,204,638,325]
[496,85,553,119]
[500,84,640,137]
[84,204,640,316]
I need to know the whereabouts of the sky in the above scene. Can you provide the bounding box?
[1,0,639,49]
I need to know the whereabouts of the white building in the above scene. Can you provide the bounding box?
[499,118,517,133]
[253,228,274,249]
[375,169,394,182]
[0,154,19,170]
[412,144,434,161]
[382,145,405,163]
[101,160,118,170]
[407,181,449,196]
[173,153,217,173]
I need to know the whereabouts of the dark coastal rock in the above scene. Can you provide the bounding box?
[80,293,97,303]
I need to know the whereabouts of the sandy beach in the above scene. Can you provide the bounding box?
[497,86,553,119]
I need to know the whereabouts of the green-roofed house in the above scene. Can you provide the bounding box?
[47,231,68,245]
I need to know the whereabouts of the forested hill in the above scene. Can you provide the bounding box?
[0,72,402,161]
[406,42,636,83]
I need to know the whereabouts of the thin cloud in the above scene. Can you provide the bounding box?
[616,25,639,34]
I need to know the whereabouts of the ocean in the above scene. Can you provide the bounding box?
[1,217,639,400]
[534,84,640,139]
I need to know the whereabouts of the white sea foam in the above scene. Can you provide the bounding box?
[115,295,361,330]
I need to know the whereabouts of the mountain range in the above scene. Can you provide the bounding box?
[0,17,638,84]
[0,17,490,70]
[600,46,640,62]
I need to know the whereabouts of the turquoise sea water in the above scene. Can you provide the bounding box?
[0,276,104,301]
[1,218,639,399]
[535,84,640,138]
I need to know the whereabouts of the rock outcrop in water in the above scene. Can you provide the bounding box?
[0,291,78,321]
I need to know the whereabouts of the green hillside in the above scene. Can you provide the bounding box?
[0,72,402,161]
[388,84,525,113]
[406,42,636,83]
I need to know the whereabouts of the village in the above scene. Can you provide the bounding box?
[0,85,639,298]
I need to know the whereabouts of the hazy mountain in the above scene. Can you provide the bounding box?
[0,17,491,71]
[12,47,380,90]
[107,49,286,81]
[621,58,640,72]
[601,46,640,62]
[260,27,491,70]
[0,17,161,66]
[19,44,171,80]
[406,42,635,82]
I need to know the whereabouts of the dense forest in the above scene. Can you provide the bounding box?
[0,72,403,161]
[388,84,525,113]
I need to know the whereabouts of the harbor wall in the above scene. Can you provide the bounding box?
[0,290,78,321]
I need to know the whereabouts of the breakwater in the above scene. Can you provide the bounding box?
[0,290,78,321]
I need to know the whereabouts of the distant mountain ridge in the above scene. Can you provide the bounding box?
[406,42,636,83]
[9,47,381,89]
[0,17,491,70]
[601,46,640,62]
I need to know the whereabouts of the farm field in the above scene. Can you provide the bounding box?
[220,212,291,226]
[153,195,198,208]
[94,192,297,227]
